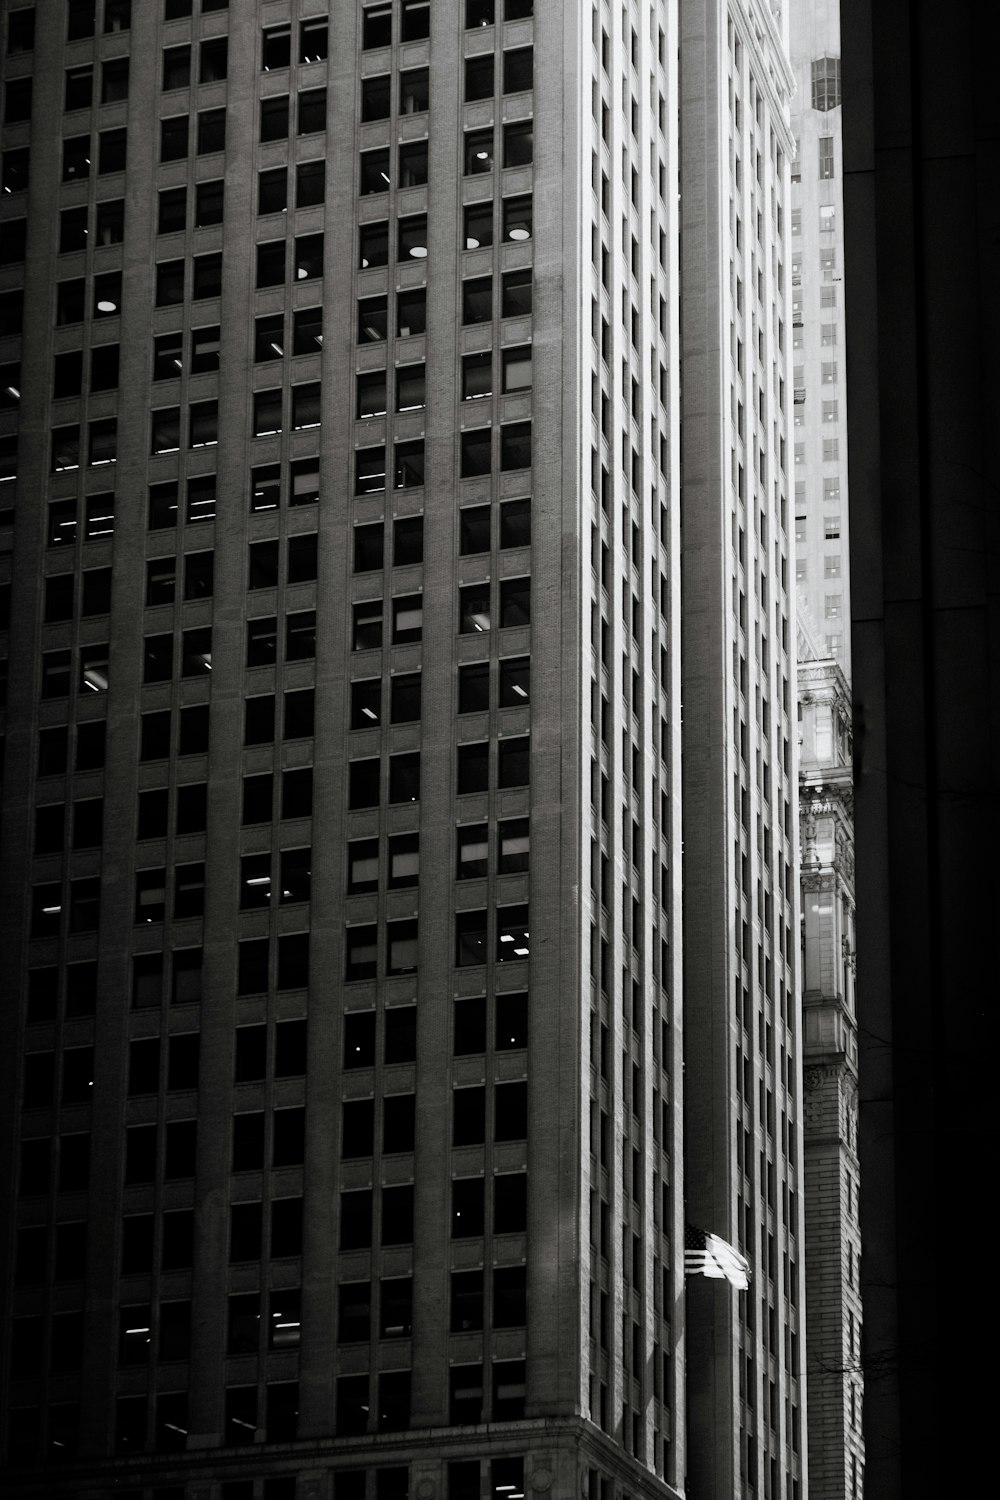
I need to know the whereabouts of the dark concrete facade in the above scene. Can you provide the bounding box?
[843,0,997,1492]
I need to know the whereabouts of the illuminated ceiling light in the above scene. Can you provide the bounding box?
[96,298,117,312]
[409,244,427,258]
[507,224,530,241]
[465,236,480,250]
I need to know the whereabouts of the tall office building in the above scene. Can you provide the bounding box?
[787,2,848,677]
[786,6,862,1494]
[0,4,803,1500]
[679,2,805,1497]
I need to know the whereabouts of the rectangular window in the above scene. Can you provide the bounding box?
[818,136,834,179]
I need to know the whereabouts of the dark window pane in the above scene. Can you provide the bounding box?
[258,167,287,214]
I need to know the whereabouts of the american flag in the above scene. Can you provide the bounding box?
[684,1224,751,1289]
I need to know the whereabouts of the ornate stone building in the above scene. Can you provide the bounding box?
[797,654,862,1498]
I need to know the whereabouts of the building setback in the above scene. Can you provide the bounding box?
[1,4,803,1500]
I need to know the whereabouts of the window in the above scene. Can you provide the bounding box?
[195,180,224,228]
[503,195,532,241]
[4,76,32,123]
[811,56,841,111]
[396,365,425,411]
[460,506,490,556]
[463,352,492,401]
[463,276,492,324]
[192,252,222,300]
[0,218,26,264]
[362,75,391,122]
[460,584,490,634]
[254,389,283,437]
[298,87,326,134]
[101,57,130,102]
[98,127,127,174]
[7,9,35,53]
[301,19,328,61]
[62,136,91,182]
[353,601,382,650]
[197,108,226,154]
[498,819,529,873]
[358,296,387,343]
[93,271,121,316]
[502,345,532,393]
[400,68,428,114]
[452,1177,484,1237]
[466,56,494,101]
[258,167,287,214]
[824,515,841,541]
[493,1266,527,1326]
[287,532,317,582]
[504,120,533,167]
[158,186,187,235]
[465,128,494,175]
[399,141,428,188]
[498,735,529,786]
[286,610,316,660]
[503,47,533,94]
[500,577,530,627]
[398,215,428,260]
[65,65,94,111]
[156,259,185,306]
[189,399,218,446]
[339,1283,371,1343]
[389,752,419,803]
[104,0,130,32]
[501,421,531,471]
[457,822,489,878]
[461,428,492,478]
[257,239,286,288]
[293,307,323,355]
[383,1091,416,1150]
[162,45,190,90]
[464,202,493,250]
[363,3,392,48]
[251,465,280,513]
[818,136,834,179]
[200,38,228,83]
[294,232,323,280]
[357,372,387,419]
[262,24,291,70]
[292,381,321,430]
[500,497,530,548]
[497,905,529,961]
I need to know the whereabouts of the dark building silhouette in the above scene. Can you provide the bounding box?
[843,0,996,1492]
